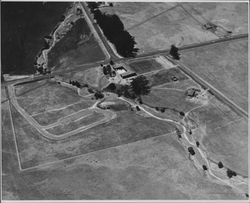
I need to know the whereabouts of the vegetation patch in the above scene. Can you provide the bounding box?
[48,18,105,70]
[142,88,199,112]
[129,59,164,74]
[148,68,188,87]
[88,2,138,57]
[46,111,104,135]
[15,80,83,115]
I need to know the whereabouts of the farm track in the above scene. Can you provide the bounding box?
[8,83,116,141]
[119,97,248,198]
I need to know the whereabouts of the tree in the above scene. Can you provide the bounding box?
[227,169,237,178]
[196,141,200,147]
[130,75,150,97]
[188,147,195,156]
[218,161,224,168]
[202,165,208,171]
[169,45,180,60]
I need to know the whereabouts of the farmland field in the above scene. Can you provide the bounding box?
[32,100,94,126]
[48,17,106,71]
[3,101,243,199]
[15,80,84,115]
[46,111,104,135]
[142,88,200,113]
[180,38,248,111]
[128,58,164,74]
[188,95,248,176]
[10,103,176,169]
[101,2,218,54]
[147,68,189,87]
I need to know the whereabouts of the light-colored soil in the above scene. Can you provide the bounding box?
[180,38,248,111]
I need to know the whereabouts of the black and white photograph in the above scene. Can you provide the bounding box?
[1,0,249,201]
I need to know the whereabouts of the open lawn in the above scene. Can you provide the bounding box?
[142,88,200,113]
[128,58,164,74]
[32,100,94,126]
[10,103,175,169]
[188,95,248,176]
[48,17,106,71]
[15,80,83,115]
[180,38,248,111]
[148,68,189,87]
[46,111,104,135]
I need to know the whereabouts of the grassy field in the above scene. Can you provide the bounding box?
[188,95,248,176]
[181,2,248,35]
[32,100,94,126]
[102,2,219,54]
[180,38,248,111]
[128,58,164,74]
[159,78,200,90]
[47,111,104,135]
[15,80,83,115]
[3,99,245,199]
[48,17,106,71]
[10,103,175,169]
[142,88,200,113]
[148,68,189,87]
[3,101,243,199]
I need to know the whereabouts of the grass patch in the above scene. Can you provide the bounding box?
[46,111,104,135]
[148,68,188,87]
[15,80,83,115]
[129,58,163,74]
[32,100,94,126]
[142,88,199,112]
[48,18,105,70]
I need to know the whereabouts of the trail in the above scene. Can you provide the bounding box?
[119,96,248,198]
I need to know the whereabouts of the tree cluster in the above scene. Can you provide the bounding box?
[69,80,81,88]
[88,3,138,57]
[94,91,104,99]
[227,169,237,178]
[169,45,180,60]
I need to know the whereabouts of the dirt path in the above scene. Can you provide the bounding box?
[119,96,248,198]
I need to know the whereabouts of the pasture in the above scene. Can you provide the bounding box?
[32,100,94,126]
[148,68,189,87]
[188,95,248,176]
[142,88,200,113]
[15,80,84,115]
[48,18,106,71]
[180,38,248,111]
[102,2,219,54]
[3,101,243,199]
[128,58,164,74]
[46,111,104,135]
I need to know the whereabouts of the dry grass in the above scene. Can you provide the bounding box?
[180,38,248,111]
[128,58,164,74]
[15,80,83,115]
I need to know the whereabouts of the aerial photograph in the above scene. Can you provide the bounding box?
[1,0,248,201]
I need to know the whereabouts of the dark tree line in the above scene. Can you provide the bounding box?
[88,3,138,57]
